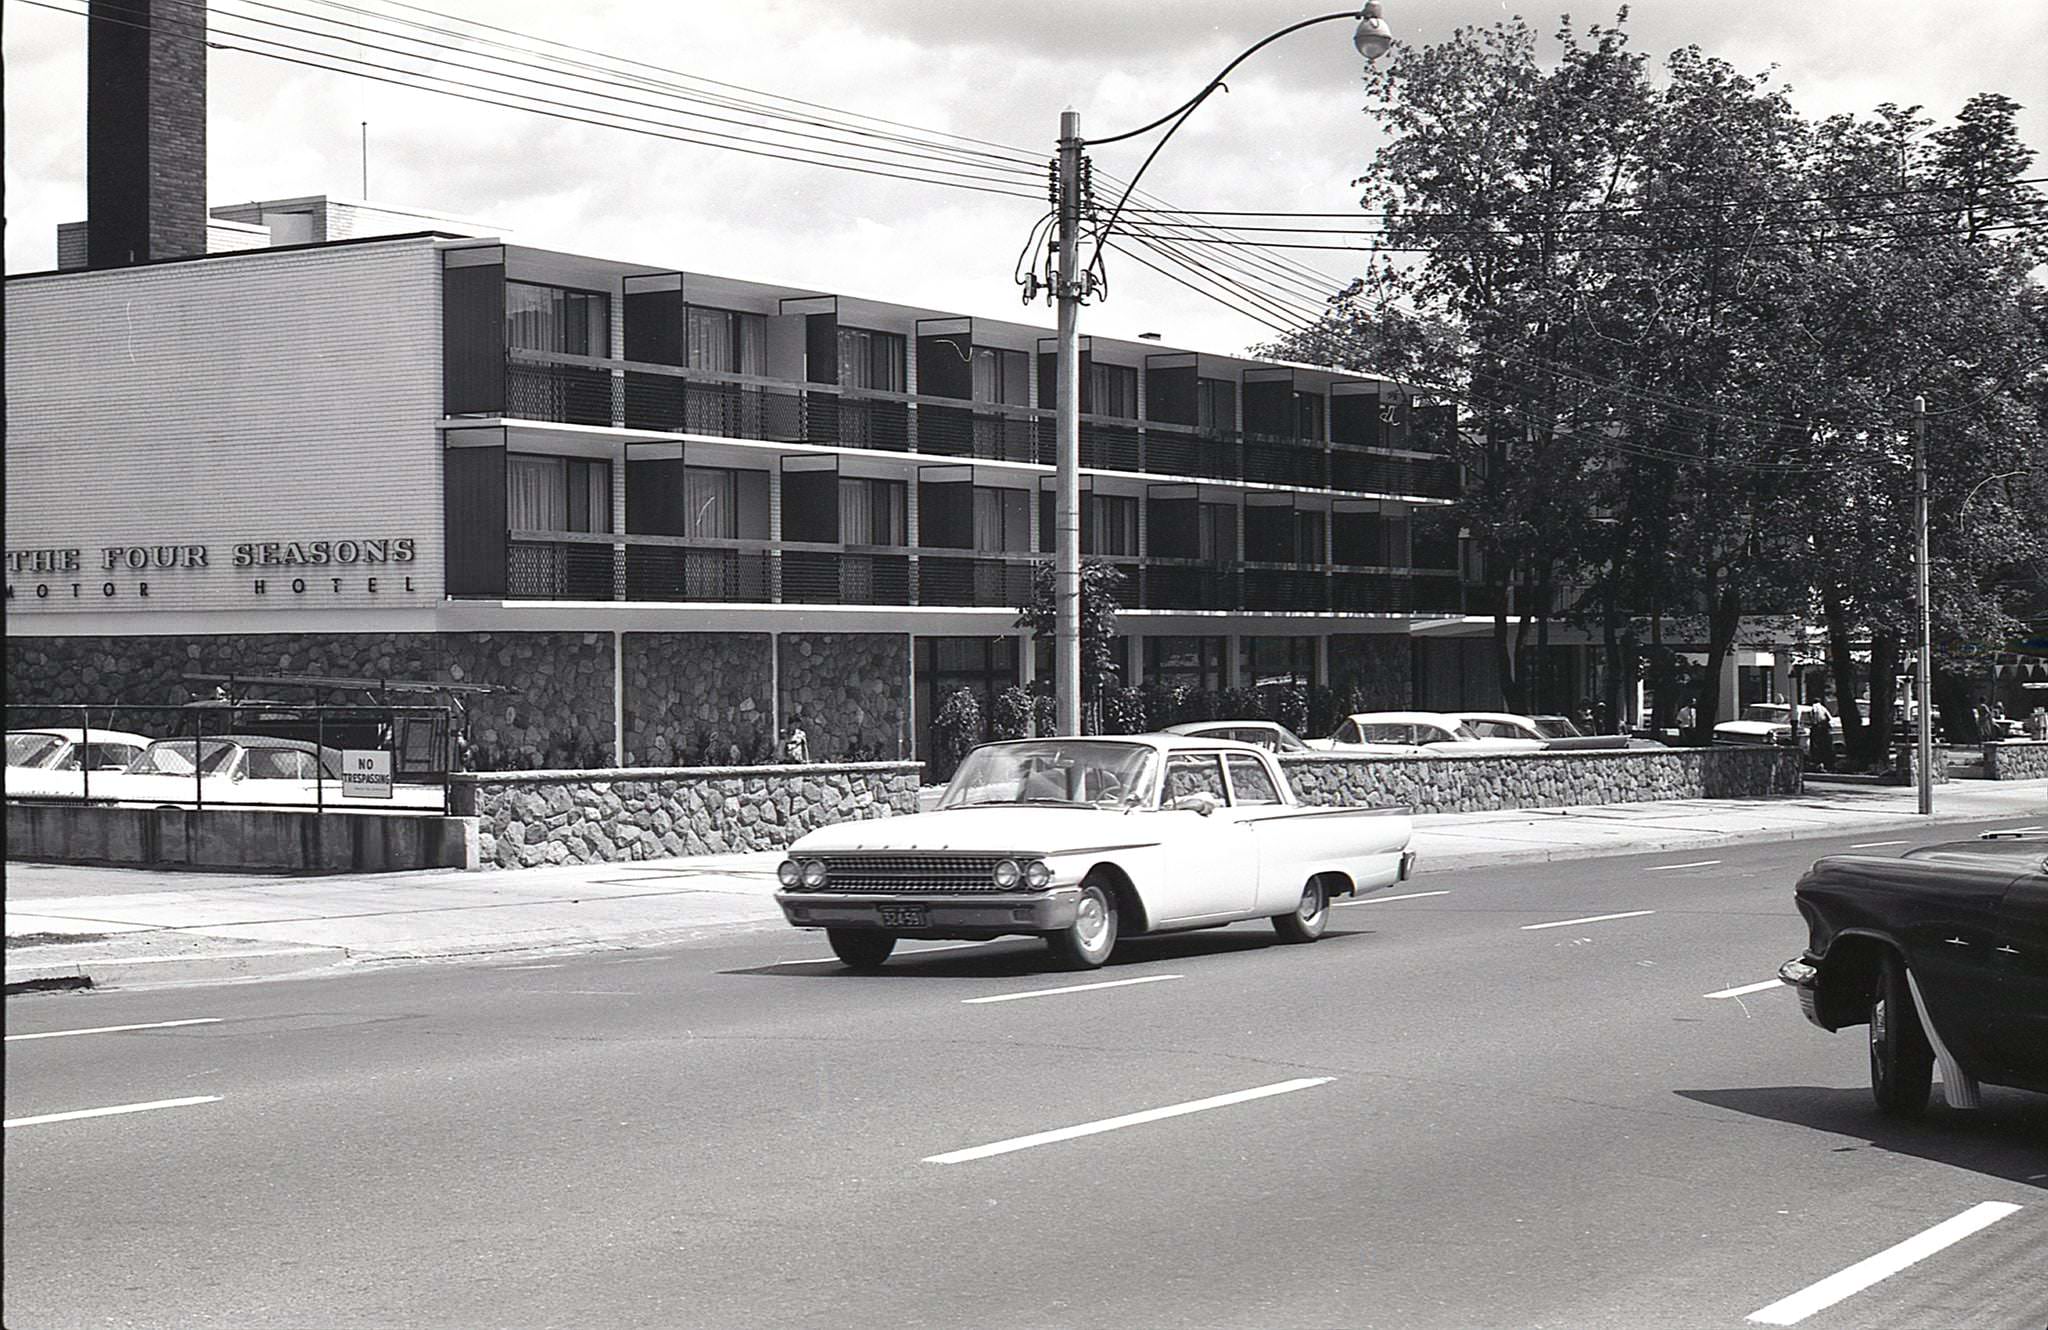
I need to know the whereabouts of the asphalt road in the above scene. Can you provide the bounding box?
[6,818,2044,1330]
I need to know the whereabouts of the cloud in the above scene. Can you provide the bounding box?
[7,0,2043,354]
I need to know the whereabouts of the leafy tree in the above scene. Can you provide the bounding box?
[1015,559,1129,728]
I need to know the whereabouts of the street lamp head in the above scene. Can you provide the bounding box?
[1353,1,1394,59]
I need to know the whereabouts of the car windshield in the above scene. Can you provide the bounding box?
[940,741,1159,810]
[1741,705,1790,723]
[6,733,66,768]
[1532,716,1582,739]
[130,739,239,775]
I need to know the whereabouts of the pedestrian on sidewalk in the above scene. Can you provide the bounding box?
[1809,706,1836,772]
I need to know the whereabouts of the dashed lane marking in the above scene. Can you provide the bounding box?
[963,975,1183,1005]
[1645,859,1722,872]
[6,1096,223,1129]
[1705,979,1785,999]
[1745,1201,2022,1325]
[923,1077,1333,1164]
[6,1018,223,1042]
[1521,910,1656,931]
[1850,840,1909,849]
[1337,890,1451,907]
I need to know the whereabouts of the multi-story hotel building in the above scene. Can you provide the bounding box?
[5,203,1484,767]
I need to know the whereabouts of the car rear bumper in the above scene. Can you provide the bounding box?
[776,886,1082,937]
[1777,956,1824,1027]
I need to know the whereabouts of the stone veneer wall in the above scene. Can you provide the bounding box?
[620,632,773,767]
[1278,746,1803,813]
[1327,635,1411,710]
[1983,741,2048,780]
[779,633,910,760]
[451,762,922,868]
[3,632,614,771]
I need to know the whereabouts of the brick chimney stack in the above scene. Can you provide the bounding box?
[87,0,207,266]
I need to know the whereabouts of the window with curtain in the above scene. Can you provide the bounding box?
[508,456,609,533]
[972,347,1029,405]
[506,283,608,356]
[1090,361,1138,419]
[1198,378,1236,435]
[973,487,1027,553]
[1084,493,1138,557]
[1294,391,1326,443]
[1198,502,1235,564]
[684,467,738,538]
[836,327,906,392]
[839,477,906,546]
[686,307,766,375]
[1294,510,1326,565]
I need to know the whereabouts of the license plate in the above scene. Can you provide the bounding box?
[878,904,928,928]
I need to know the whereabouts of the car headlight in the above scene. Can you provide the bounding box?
[801,859,829,889]
[992,858,1022,889]
[776,859,802,888]
[1023,859,1052,889]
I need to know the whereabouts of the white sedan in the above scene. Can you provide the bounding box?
[1321,711,1545,756]
[775,735,1416,971]
[5,727,155,800]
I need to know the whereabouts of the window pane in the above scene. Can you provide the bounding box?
[1225,755,1282,805]
[685,468,737,538]
[1164,754,1228,802]
[508,455,567,530]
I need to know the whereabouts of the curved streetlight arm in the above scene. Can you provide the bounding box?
[1084,10,1367,273]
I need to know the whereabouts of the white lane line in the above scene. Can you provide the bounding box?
[1521,910,1656,931]
[964,975,1184,1005]
[771,941,991,967]
[1746,1201,2022,1325]
[1850,840,1909,849]
[1337,890,1451,907]
[1645,859,1722,872]
[5,1095,223,1129]
[494,963,565,971]
[923,1076,1333,1165]
[1705,979,1785,1000]
[5,1018,223,1042]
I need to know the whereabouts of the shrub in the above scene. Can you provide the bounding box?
[932,686,985,779]
[1103,684,1149,734]
[991,685,1037,740]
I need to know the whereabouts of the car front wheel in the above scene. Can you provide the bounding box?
[827,928,896,972]
[1272,877,1330,943]
[1046,879,1118,970]
[1870,950,1933,1117]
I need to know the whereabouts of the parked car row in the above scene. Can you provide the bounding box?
[1167,710,1649,757]
[4,728,443,809]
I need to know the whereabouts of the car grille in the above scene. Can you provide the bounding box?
[810,853,1019,894]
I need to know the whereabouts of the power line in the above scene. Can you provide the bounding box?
[22,0,1047,200]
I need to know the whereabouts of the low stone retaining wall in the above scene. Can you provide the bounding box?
[1277,746,1802,813]
[1984,741,2048,781]
[450,762,923,869]
[6,804,477,872]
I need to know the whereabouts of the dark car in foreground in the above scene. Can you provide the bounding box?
[1778,832,2047,1115]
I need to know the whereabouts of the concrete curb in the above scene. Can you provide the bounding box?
[1414,801,2045,874]
[4,943,352,994]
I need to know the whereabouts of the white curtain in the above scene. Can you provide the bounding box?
[508,456,567,531]
[686,468,736,538]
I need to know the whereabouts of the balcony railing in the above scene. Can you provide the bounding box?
[1243,566,1330,613]
[507,538,617,599]
[782,550,912,605]
[1141,563,1240,611]
[916,555,1034,608]
[490,351,1456,500]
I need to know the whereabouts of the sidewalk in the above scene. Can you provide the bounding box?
[8,780,2043,992]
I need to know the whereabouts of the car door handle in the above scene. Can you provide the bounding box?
[1943,937,1969,947]
[1995,945,2020,955]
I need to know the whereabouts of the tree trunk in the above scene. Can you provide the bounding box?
[1693,574,1742,740]
[1822,587,1868,766]
[1866,634,1900,765]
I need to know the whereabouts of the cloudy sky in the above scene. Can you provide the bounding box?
[6,0,2044,355]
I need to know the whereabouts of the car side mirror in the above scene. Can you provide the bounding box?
[1169,792,1219,817]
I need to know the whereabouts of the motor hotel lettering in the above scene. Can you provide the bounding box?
[5,537,419,601]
